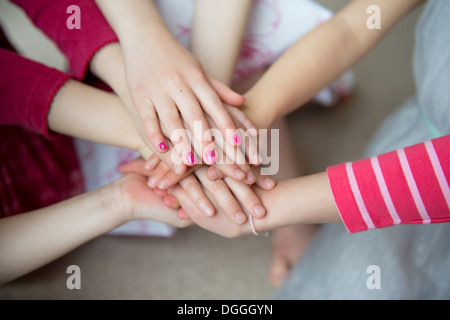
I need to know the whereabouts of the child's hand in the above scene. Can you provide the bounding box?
[167,168,275,238]
[112,174,192,229]
[128,105,261,191]
[119,157,275,224]
[121,34,246,167]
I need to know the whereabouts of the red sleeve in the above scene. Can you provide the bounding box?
[10,0,118,80]
[0,48,72,137]
[327,135,450,233]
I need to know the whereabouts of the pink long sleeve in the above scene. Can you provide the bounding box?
[0,48,72,136]
[327,135,450,233]
[0,30,84,218]
[10,0,118,80]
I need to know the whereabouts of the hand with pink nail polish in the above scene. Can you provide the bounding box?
[133,103,261,193]
[93,0,249,168]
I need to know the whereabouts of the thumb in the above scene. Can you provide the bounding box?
[208,76,245,107]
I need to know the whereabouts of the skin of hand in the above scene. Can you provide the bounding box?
[140,109,261,191]
[130,0,265,221]
[48,77,272,224]
[0,173,191,285]
[148,0,425,236]
[119,158,276,225]
[90,0,264,223]
[90,42,253,181]
[169,167,340,238]
[94,0,246,169]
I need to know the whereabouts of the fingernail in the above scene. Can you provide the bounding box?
[186,151,195,164]
[253,205,266,218]
[235,170,246,180]
[205,150,217,164]
[148,177,156,188]
[235,212,246,223]
[201,202,214,217]
[233,134,242,145]
[157,179,168,190]
[265,178,275,189]
[247,171,256,183]
[159,141,168,151]
[248,128,258,137]
[164,197,179,209]
[144,158,155,170]
[154,188,166,198]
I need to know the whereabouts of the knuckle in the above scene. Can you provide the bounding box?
[207,180,225,193]
[189,69,206,83]
[164,112,182,126]
[182,179,198,192]
[130,83,147,98]
[246,193,260,207]
[141,112,157,123]
[224,200,241,214]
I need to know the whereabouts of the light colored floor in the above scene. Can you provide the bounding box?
[0,0,423,299]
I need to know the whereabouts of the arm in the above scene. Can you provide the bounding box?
[47,79,141,152]
[94,0,245,165]
[327,135,450,232]
[0,45,147,156]
[0,173,190,284]
[241,0,424,129]
[10,0,119,80]
[173,135,450,237]
[190,0,253,85]
[0,48,72,136]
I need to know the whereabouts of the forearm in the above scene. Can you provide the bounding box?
[47,79,141,152]
[243,0,424,129]
[190,0,252,84]
[174,170,340,238]
[0,182,123,284]
[252,172,340,233]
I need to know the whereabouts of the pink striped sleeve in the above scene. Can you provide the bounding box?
[327,135,450,233]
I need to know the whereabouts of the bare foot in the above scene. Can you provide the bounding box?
[270,224,320,286]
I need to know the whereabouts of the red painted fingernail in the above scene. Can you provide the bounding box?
[159,141,168,151]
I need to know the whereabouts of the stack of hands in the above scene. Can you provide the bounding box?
[2,0,428,285]
[87,0,279,237]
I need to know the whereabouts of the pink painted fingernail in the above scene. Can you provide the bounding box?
[233,134,242,145]
[159,141,168,151]
[186,151,195,164]
[205,150,217,164]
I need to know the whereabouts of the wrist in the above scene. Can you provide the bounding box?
[98,178,131,227]
[89,42,127,96]
[117,17,174,49]
[242,89,278,129]
[257,173,340,230]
